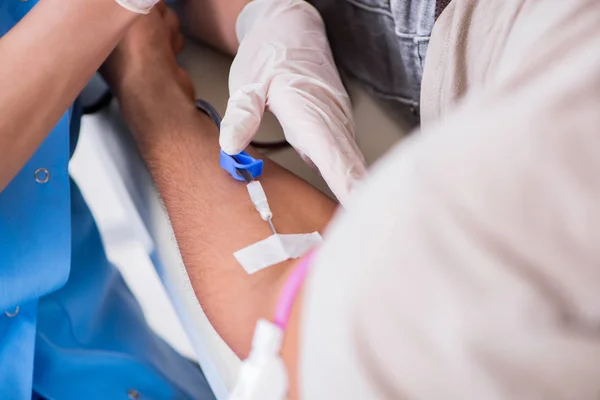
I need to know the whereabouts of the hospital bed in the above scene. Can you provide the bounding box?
[72,42,408,399]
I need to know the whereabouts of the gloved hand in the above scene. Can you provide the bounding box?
[114,0,159,15]
[220,0,367,205]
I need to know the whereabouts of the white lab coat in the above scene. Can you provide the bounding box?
[301,0,600,398]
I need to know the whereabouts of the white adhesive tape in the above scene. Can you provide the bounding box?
[234,232,323,274]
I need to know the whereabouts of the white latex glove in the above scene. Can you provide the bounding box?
[220,0,368,205]
[114,0,158,14]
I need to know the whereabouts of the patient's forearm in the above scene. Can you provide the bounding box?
[174,0,251,54]
[119,85,335,357]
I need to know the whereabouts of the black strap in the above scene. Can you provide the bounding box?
[195,99,291,150]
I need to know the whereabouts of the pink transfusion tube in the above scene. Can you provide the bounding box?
[273,250,316,330]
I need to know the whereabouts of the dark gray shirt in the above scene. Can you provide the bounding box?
[308,0,438,118]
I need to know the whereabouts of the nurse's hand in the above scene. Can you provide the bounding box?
[220,0,367,205]
[102,2,194,101]
[114,0,160,15]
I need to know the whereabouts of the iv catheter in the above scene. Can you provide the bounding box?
[233,157,278,235]
[195,99,277,235]
[219,149,277,235]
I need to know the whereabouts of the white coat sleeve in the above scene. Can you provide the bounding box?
[299,0,600,394]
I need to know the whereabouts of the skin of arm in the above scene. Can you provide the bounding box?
[0,0,138,191]
[120,74,332,399]
[103,9,336,396]
[120,80,334,357]
[174,0,251,54]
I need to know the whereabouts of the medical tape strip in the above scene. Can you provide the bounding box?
[234,232,323,275]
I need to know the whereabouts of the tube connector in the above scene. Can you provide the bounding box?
[229,319,288,400]
[247,181,273,221]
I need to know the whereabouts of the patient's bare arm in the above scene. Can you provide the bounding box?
[117,65,336,361]
[103,13,334,398]
[173,0,251,54]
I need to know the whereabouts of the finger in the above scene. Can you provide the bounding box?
[164,7,184,53]
[268,88,367,205]
[299,152,318,171]
[220,84,267,155]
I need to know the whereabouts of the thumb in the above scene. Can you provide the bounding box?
[269,92,368,205]
[220,84,267,155]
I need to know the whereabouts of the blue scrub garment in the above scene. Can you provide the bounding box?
[0,3,215,399]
